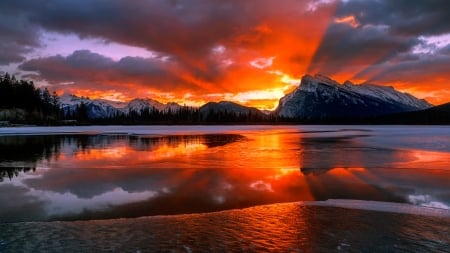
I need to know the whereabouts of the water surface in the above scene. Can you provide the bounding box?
[1,125,449,222]
[1,203,448,252]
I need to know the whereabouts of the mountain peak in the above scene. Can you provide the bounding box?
[276,74,432,119]
[298,74,342,92]
[343,80,354,86]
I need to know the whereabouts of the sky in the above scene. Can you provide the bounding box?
[0,0,449,110]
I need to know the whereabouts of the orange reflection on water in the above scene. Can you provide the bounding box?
[75,146,132,161]
[61,138,208,169]
[40,132,450,215]
[327,167,380,193]
[395,149,450,170]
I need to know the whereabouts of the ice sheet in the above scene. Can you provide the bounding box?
[306,199,450,218]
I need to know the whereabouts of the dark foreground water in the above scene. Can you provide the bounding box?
[0,125,449,252]
[0,203,449,252]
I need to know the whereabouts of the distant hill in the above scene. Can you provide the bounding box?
[199,101,263,116]
[199,101,266,122]
[274,74,432,120]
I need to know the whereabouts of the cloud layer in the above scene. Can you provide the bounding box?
[0,0,449,107]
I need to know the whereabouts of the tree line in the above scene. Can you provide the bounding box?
[81,106,276,124]
[0,73,61,124]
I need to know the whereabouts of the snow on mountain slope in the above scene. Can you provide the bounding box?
[60,94,183,119]
[59,94,122,118]
[123,99,182,114]
[275,74,432,119]
[342,81,430,109]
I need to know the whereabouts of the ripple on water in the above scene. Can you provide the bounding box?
[0,203,449,252]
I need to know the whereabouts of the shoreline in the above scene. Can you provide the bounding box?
[3,199,449,225]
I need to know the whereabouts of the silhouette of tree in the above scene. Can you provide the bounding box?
[0,73,60,124]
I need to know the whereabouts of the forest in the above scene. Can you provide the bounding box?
[0,73,60,124]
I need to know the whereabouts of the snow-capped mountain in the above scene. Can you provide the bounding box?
[60,94,122,119]
[123,99,182,114]
[59,94,182,119]
[275,74,432,119]
[123,98,165,113]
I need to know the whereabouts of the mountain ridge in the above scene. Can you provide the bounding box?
[59,74,434,121]
[275,74,432,120]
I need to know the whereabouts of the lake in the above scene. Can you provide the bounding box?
[0,125,449,252]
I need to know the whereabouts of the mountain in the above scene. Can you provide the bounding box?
[275,74,432,120]
[200,101,261,115]
[60,94,122,119]
[60,94,182,119]
[199,101,266,121]
[376,102,450,124]
[123,98,181,114]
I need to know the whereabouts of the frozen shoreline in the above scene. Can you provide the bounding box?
[5,199,450,225]
[1,124,449,136]
[305,199,450,218]
[0,125,280,136]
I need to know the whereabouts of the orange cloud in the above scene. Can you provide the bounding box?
[334,15,359,28]
[16,0,449,109]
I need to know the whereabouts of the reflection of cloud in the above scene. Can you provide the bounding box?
[408,195,449,210]
[250,180,273,192]
[28,187,158,217]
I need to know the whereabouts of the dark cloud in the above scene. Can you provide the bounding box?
[2,0,332,85]
[366,49,450,85]
[308,0,450,81]
[20,50,113,82]
[0,15,41,64]
[1,0,306,56]
[307,22,419,75]
[336,0,450,36]
[19,50,198,92]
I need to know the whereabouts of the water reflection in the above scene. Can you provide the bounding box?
[0,135,63,182]
[0,128,449,222]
